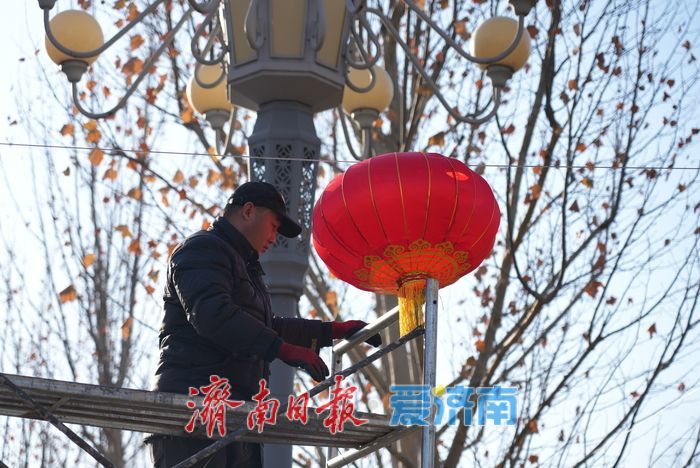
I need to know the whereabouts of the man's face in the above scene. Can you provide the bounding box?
[247,206,281,254]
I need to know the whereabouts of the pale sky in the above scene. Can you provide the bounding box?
[1,2,699,468]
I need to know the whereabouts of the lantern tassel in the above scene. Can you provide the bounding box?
[398,279,426,335]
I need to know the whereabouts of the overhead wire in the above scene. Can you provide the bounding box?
[0,141,698,172]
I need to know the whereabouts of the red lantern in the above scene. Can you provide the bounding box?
[312,152,500,334]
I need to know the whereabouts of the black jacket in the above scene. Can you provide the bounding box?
[153,216,332,399]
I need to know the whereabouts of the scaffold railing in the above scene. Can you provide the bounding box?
[0,278,441,468]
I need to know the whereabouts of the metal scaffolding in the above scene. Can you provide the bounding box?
[0,279,441,468]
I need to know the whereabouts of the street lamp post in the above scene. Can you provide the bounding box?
[39,1,537,466]
[195,3,353,465]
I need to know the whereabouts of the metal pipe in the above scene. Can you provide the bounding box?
[401,0,527,65]
[327,305,399,465]
[327,351,342,463]
[337,107,363,161]
[326,426,419,468]
[363,7,504,125]
[332,305,399,355]
[0,373,114,468]
[421,278,439,468]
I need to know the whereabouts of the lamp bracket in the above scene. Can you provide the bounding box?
[338,107,363,161]
[43,0,167,60]
[69,7,193,120]
[37,0,57,10]
[486,65,515,89]
[388,0,526,65]
[60,60,87,83]
[186,0,219,15]
[352,108,379,130]
[193,62,227,90]
[191,9,227,66]
[345,14,380,71]
[509,0,537,17]
[205,109,230,131]
[344,63,377,94]
[362,7,504,125]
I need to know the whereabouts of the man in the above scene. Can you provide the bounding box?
[146,181,381,467]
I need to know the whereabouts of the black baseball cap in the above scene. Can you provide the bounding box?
[227,182,302,238]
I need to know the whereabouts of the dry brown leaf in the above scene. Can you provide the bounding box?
[527,25,539,39]
[173,170,185,184]
[584,280,603,298]
[502,124,516,135]
[181,107,194,123]
[60,123,74,136]
[103,168,118,181]
[58,285,77,304]
[88,148,104,166]
[115,225,133,238]
[121,317,133,339]
[130,34,144,51]
[454,21,469,40]
[647,323,657,338]
[86,129,102,144]
[127,3,139,21]
[325,290,338,307]
[122,57,144,76]
[527,419,539,433]
[128,239,142,255]
[82,253,96,267]
[206,169,220,186]
[428,131,445,147]
[83,120,98,131]
[127,187,142,200]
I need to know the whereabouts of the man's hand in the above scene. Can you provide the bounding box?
[331,320,382,347]
[277,342,329,381]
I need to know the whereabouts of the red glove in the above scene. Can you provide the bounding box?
[331,320,382,347]
[276,342,329,381]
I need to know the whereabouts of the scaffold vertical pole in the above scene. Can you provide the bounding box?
[421,278,439,468]
[327,350,342,462]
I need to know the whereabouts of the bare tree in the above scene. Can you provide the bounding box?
[2,0,699,467]
[312,0,700,466]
